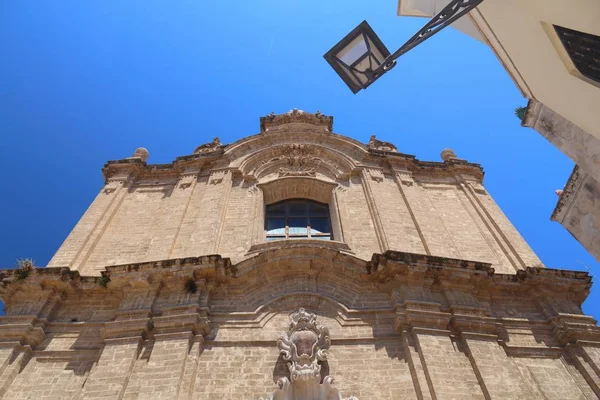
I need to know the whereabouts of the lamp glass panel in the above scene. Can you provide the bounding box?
[336,35,368,66]
[367,37,385,66]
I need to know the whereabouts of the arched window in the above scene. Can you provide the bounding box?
[265,199,332,241]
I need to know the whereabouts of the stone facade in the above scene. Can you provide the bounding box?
[523,99,600,262]
[0,110,599,399]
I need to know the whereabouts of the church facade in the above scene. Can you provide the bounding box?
[0,110,599,399]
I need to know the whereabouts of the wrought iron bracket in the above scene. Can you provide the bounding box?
[378,0,485,72]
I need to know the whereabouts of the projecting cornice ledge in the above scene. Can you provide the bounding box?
[368,250,591,304]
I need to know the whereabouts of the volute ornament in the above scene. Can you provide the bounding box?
[368,135,397,153]
[193,137,222,154]
[261,308,358,400]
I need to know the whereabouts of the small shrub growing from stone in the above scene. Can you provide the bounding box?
[184,278,197,294]
[14,258,34,281]
[98,276,110,288]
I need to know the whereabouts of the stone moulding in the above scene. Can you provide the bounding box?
[551,164,582,222]
[0,249,597,351]
[262,308,358,400]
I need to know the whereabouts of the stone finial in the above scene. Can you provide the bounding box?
[441,148,457,162]
[132,147,149,162]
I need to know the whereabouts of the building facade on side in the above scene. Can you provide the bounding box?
[396,0,600,263]
[0,110,599,399]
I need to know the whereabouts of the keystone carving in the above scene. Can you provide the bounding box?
[279,145,317,177]
[262,308,357,400]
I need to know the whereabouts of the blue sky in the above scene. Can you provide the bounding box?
[1,1,599,317]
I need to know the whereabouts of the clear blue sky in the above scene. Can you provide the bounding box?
[1,1,599,317]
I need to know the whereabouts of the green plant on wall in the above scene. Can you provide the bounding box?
[97,275,110,288]
[14,258,34,281]
[184,278,197,294]
[514,106,526,121]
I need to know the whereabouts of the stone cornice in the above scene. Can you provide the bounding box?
[551,164,582,222]
[369,250,591,304]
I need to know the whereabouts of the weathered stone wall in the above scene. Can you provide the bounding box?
[552,166,600,262]
[0,251,597,400]
[47,112,541,276]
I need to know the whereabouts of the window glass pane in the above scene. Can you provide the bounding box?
[309,217,330,234]
[287,201,308,216]
[266,236,285,241]
[309,202,329,216]
[266,218,285,235]
[287,217,306,235]
[266,203,285,217]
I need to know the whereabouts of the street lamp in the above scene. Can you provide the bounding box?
[324,0,485,93]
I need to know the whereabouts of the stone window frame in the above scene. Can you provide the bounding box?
[543,22,600,88]
[265,199,333,241]
[249,177,345,248]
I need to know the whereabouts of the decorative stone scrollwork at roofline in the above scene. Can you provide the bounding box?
[368,135,397,153]
[247,144,345,181]
[261,308,357,400]
[194,137,222,155]
[260,109,333,133]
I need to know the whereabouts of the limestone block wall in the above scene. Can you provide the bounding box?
[0,251,598,399]
[552,166,600,262]
[47,125,542,276]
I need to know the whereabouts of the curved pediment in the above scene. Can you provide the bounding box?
[237,143,357,182]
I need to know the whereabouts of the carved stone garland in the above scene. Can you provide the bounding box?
[262,308,358,400]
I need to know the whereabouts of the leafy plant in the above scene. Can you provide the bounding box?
[98,276,110,288]
[514,106,526,121]
[184,278,197,294]
[14,258,34,281]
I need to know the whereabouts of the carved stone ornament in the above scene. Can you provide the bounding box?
[193,137,222,155]
[367,168,384,182]
[260,109,333,132]
[262,309,358,400]
[279,144,317,177]
[368,135,397,153]
[396,171,414,187]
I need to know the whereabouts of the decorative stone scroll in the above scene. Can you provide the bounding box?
[260,109,333,132]
[262,309,357,400]
[278,144,317,177]
[193,137,222,155]
[368,135,397,153]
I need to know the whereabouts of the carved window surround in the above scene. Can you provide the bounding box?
[249,177,346,247]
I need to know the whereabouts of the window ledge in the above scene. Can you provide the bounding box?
[246,239,352,256]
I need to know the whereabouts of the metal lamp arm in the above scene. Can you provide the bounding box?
[380,0,485,70]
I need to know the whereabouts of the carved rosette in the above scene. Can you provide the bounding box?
[262,308,358,400]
